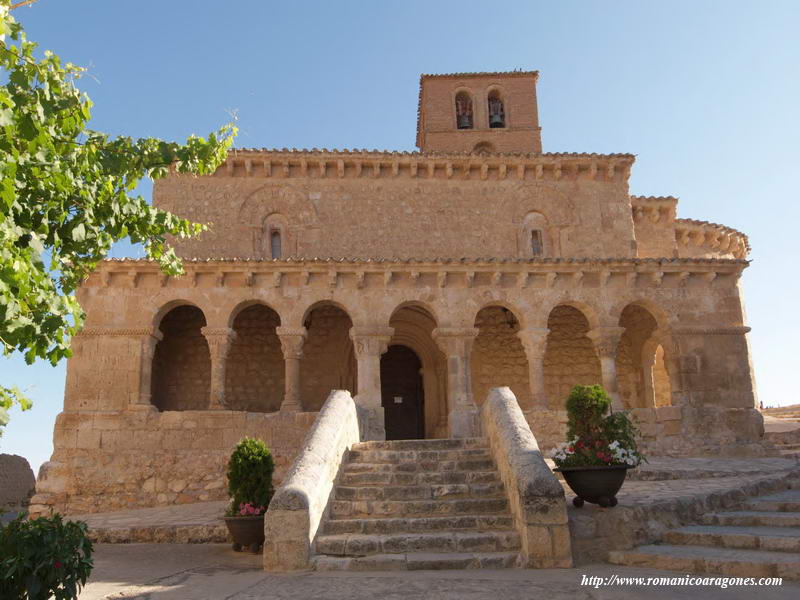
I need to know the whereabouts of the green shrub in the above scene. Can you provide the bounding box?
[226,437,275,517]
[551,384,646,468]
[0,513,93,600]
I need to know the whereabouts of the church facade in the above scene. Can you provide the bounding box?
[31,71,762,516]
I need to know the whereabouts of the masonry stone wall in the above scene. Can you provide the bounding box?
[472,306,532,410]
[152,306,211,411]
[226,305,284,412]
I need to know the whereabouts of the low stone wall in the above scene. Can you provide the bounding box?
[482,387,573,568]
[263,390,361,572]
[29,408,317,517]
[0,454,36,511]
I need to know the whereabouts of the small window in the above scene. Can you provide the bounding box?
[455,92,474,129]
[270,230,282,259]
[531,230,543,256]
[488,90,505,128]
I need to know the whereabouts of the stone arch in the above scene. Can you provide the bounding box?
[227,299,283,329]
[543,304,602,409]
[471,300,528,330]
[388,304,446,438]
[454,89,474,129]
[300,302,356,411]
[151,305,211,411]
[487,87,506,128]
[519,211,553,258]
[471,305,531,409]
[612,297,671,331]
[152,298,203,330]
[617,302,674,408]
[225,304,283,412]
[389,300,441,327]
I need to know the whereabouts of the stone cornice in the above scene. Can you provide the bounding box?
[631,196,677,225]
[86,257,747,291]
[672,326,752,336]
[198,149,636,183]
[76,327,162,339]
[674,218,750,258]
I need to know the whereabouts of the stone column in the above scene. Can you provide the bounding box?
[349,326,394,441]
[432,327,480,438]
[516,327,550,409]
[276,326,307,413]
[586,326,626,410]
[133,329,163,408]
[201,327,237,410]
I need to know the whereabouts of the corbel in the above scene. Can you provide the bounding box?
[461,161,471,179]
[649,271,664,286]
[226,160,234,176]
[554,161,562,180]
[425,161,434,178]
[589,160,598,179]
[410,271,420,285]
[678,271,691,286]
[159,273,169,288]
[244,272,254,287]
[465,271,475,288]
[191,271,199,288]
[263,159,272,177]
[535,164,544,180]
[498,163,507,179]
[480,163,489,181]
[355,271,366,289]
[372,162,381,178]
[491,272,502,286]
[437,272,447,288]
[625,272,638,287]
[384,271,393,286]
[446,162,454,178]
[605,161,616,181]
[328,271,338,288]
[354,161,362,178]
[545,272,558,287]
[337,160,345,178]
[701,272,717,284]
[299,158,307,176]
[244,158,253,176]
[410,161,418,177]
[101,271,111,287]
[272,272,283,288]
[318,160,327,178]
[518,272,530,288]
[215,272,225,288]
[282,161,290,177]
[599,270,611,287]
[392,160,399,177]
[571,271,583,286]
[517,164,525,180]
[300,271,311,286]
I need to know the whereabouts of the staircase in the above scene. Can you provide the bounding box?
[608,488,800,579]
[312,438,522,570]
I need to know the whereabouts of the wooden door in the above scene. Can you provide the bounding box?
[380,345,425,440]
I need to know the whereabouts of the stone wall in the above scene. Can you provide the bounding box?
[543,306,602,409]
[29,409,316,516]
[471,306,531,410]
[152,306,211,411]
[0,454,36,511]
[226,305,284,412]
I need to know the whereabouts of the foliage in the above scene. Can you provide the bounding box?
[0,513,93,600]
[226,437,274,517]
[550,384,646,468]
[0,1,236,433]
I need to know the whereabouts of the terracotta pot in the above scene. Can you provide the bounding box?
[224,515,265,553]
[555,465,630,508]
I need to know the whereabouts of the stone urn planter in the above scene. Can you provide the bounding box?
[224,515,265,553]
[555,465,631,508]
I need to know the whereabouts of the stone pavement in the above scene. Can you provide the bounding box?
[79,543,799,600]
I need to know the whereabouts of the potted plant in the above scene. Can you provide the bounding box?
[224,437,274,553]
[550,385,645,508]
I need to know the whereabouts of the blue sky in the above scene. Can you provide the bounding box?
[2,0,798,473]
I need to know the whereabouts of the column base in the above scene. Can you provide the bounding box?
[448,407,480,438]
[355,398,386,441]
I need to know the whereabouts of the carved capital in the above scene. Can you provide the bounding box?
[276,326,308,360]
[350,326,394,357]
[201,327,237,358]
[586,326,626,358]
[516,327,550,359]
[432,327,479,357]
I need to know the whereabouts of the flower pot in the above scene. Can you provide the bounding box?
[224,515,265,553]
[555,465,630,508]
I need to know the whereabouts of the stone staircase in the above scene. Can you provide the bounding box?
[311,438,522,570]
[608,488,800,579]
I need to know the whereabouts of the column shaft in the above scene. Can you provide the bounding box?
[517,327,549,409]
[277,327,307,412]
[587,326,626,410]
[202,327,237,410]
[350,327,394,441]
[432,327,479,438]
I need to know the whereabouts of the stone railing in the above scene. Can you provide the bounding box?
[482,387,573,568]
[263,390,360,571]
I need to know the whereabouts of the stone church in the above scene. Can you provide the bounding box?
[31,71,761,517]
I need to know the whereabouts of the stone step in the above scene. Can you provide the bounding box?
[700,511,800,528]
[777,443,800,450]
[352,438,488,451]
[664,525,800,553]
[608,544,800,579]
[745,493,800,513]
[344,458,496,474]
[324,513,515,536]
[313,551,519,571]
[340,468,501,487]
[329,497,509,519]
[335,482,505,502]
[316,530,520,556]
[347,448,493,463]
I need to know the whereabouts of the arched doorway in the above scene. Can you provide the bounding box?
[380,345,425,440]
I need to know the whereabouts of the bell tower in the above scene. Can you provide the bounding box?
[416,71,542,154]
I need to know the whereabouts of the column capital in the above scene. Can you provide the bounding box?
[586,326,626,357]
[516,327,550,357]
[432,327,479,356]
[276,326,307,360]
[349,326,394,357]
[201,326,236,341]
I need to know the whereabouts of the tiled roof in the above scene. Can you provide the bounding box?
[675,218,750,253]
[226,147,636,160]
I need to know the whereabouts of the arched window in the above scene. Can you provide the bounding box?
[270,230,281,259]
[488,90,505,128]
[530,230,543,256]
[455,92,474,129]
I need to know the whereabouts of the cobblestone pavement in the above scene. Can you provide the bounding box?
[79,543,799,600]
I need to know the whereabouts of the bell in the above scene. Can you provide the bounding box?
[489,112,504,128]
[457,114,473,129]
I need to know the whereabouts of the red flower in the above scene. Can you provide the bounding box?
[576,441,584,449]
[567,446,574,452]
[54,561,62,569]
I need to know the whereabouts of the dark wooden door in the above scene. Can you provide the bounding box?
[380,345,425,440]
